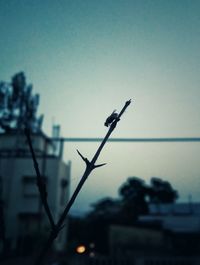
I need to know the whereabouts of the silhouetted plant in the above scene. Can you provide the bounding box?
[148,177,178,204]
[119,176,178,222]
[25,99,131,264]
[119,177,149,222]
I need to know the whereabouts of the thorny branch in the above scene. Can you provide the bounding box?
[24,128,56,230]
[26,99,131,265]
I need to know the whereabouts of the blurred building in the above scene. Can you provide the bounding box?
[109,202,200,259]
[0,132,71,254]
[109,224,164,258]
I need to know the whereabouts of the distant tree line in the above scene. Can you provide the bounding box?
[68,176,178,254]
[89,176,178,222]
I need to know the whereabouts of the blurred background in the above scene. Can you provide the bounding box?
[0,0,200,264]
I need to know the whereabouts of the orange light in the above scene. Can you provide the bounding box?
[76,245,86,254]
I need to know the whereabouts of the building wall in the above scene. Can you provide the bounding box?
[0,133,71,252]
[109,225,164,257]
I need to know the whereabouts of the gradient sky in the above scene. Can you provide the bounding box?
[1,0,200,215]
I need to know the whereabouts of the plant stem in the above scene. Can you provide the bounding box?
[33,99,131,265]
[24,129,56,229]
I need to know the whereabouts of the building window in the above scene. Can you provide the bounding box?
[22,176,47,197]
[22,176,37,197]
[18,213,41,234]
[60,179,68,205]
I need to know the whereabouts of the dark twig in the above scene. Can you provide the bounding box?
[94,163,107,168]
[33,99,131,265]
[24,128,56,230]
[76,149,90,166]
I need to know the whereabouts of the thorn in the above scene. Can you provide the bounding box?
[76,149,90,165]
[94,163,107,168]
[76,149,85,160]
[76,149,87,162]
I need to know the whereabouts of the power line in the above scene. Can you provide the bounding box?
[51,137,200,142]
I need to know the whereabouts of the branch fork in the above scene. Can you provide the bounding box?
[25,99,131,265]
[77,149,106,169]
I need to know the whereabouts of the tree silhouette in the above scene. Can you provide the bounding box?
[0,72,43,133]
[148,177,178,204]
[118,176,178,223]
[119,177,149,222]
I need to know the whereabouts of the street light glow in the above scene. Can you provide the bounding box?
[76,245,86,254]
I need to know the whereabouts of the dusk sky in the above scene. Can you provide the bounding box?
[1,0,200,215]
